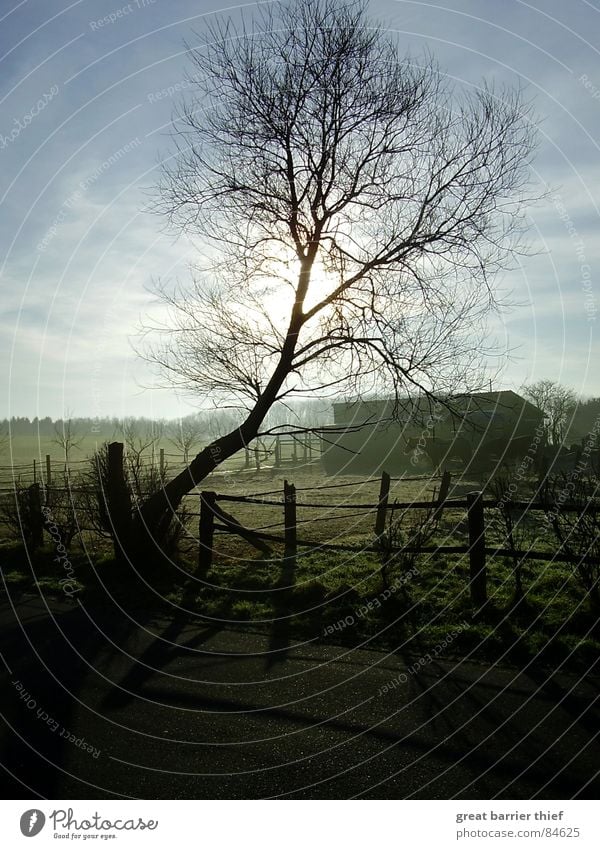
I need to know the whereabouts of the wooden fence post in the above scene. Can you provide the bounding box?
[28,483,44,550]
[274,436,281,468]
[106,442,131,558]
[159,448,165,478]
[433,470,451,522]
[283,480,297,564]
[46,454,52,487]
[198,490,217,574]
[374,471,391,538]
[467,490,487,607]
[33,459,37,484]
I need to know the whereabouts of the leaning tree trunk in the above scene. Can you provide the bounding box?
[121,423,253,565]
[125,342,302,564]
[123,253,316,566]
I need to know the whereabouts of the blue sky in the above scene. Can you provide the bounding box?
[1,0,599,420]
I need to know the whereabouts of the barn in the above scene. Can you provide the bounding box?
[320,390,545,475]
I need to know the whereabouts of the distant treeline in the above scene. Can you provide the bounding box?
[1,400,333,441]
[3,416,152,439]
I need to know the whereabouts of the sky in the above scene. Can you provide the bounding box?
[0,0,599,421]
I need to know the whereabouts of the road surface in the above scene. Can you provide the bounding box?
[1,593,599,799]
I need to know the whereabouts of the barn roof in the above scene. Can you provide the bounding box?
[332,390,543,424]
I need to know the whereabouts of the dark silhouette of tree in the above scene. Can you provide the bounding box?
[135,0,540,551]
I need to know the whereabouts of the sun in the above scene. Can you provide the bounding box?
[256,245,340,320]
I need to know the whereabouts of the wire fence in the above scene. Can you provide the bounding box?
[1,447,598,609]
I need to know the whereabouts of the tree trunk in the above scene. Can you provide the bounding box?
[128,359,298,562]
[128,427,247,561]
[125,251,317,565]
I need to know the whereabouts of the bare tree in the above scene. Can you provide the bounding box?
[521,380,577,446]
[52,415,84,467]
[117,419,165,495]
[134,0,539,550]
[167,416,205,463]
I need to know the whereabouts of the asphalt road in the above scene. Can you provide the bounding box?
[1,593,599,799]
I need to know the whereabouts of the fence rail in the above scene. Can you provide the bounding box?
[0,434,324,487]
[194,470,599,608]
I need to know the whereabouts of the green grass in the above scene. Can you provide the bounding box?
[4,434,113,466]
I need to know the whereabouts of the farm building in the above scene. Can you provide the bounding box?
[320,390,545,475]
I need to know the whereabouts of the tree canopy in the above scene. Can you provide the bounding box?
[135,0,540,538]
[147,0,539,413]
